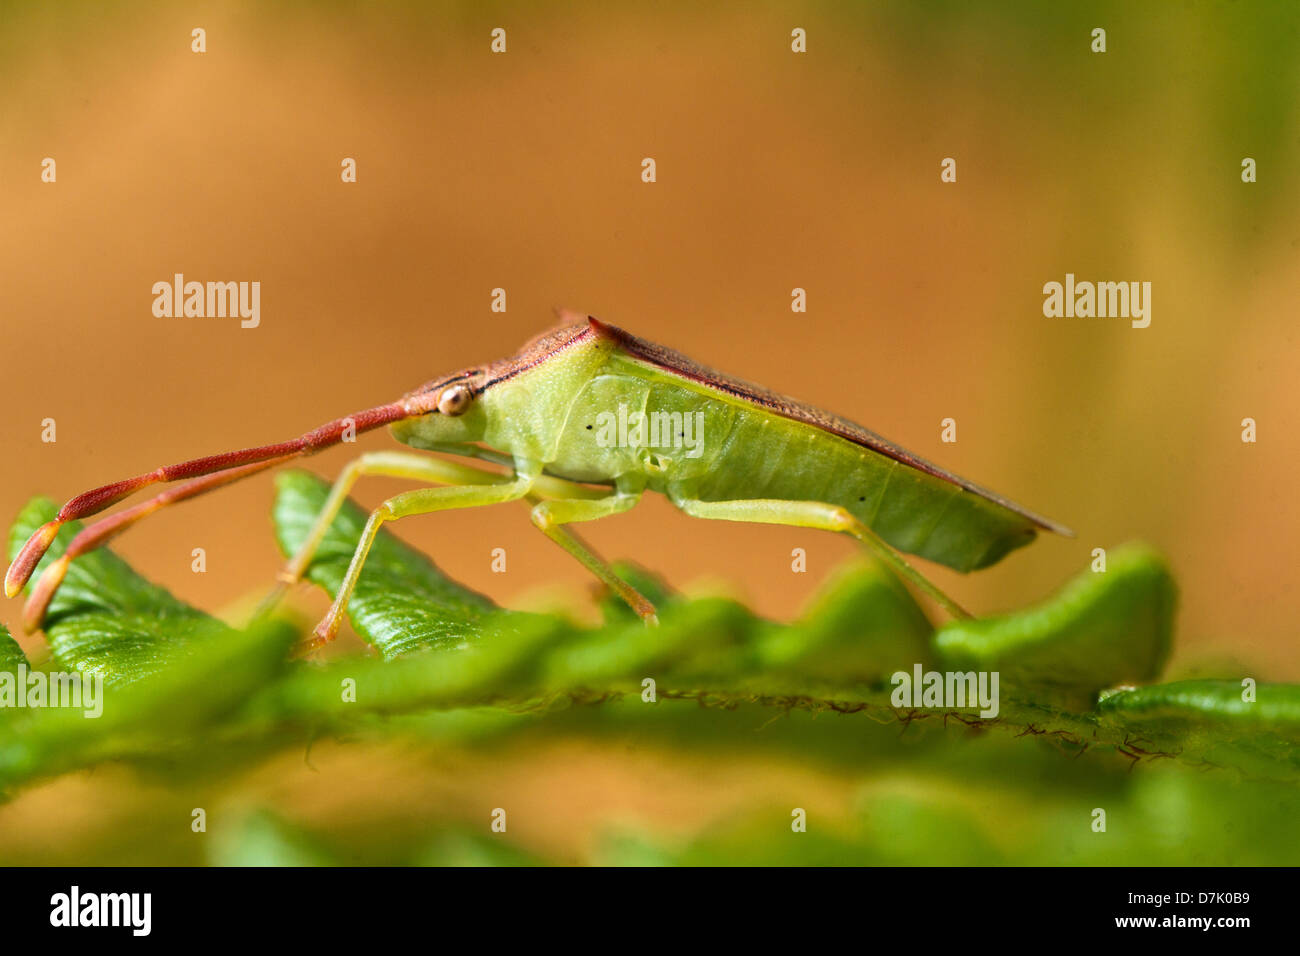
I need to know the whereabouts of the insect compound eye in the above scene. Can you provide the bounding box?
[437,383,473,416]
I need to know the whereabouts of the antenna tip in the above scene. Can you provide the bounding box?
[5,520,62,597]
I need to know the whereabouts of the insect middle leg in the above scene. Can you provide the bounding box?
[669,496,971,619]
[527,490,658,624]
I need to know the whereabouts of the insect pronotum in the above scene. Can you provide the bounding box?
[7,314,1071,643]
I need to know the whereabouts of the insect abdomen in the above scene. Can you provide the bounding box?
[585,351,1043,572]
[684,399,1040,572]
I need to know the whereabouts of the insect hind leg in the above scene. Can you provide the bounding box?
[670,495,971,620]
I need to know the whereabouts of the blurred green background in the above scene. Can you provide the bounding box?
[1,1,1297,864]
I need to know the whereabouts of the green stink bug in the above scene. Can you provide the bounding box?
[7,314,1070,642]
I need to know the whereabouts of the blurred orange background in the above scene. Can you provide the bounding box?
[2,0,1296,679]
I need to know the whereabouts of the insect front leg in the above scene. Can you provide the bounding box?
[310,473,535,646]
[271,451,609,596]
[252,450,526,621]
[670,496,972,620]
[277,452,517,587]
[527,489,657,624]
